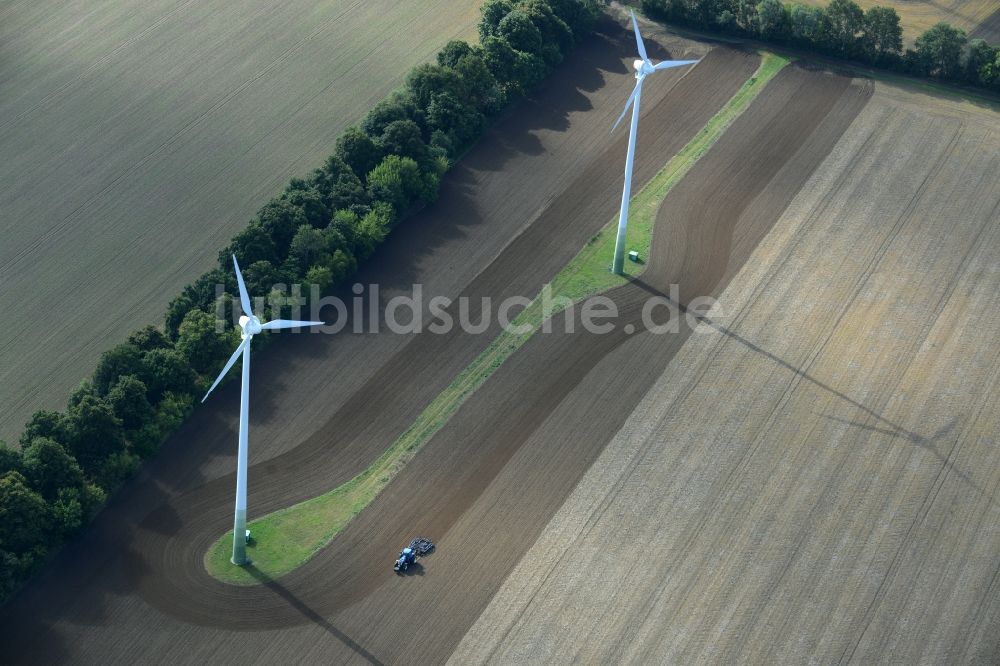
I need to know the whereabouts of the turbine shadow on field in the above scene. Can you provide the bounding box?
[821,414,985,494]
[244,565,384,665]
[821,413,954,454]
[634,279,989,498]
[970,6,1000,42]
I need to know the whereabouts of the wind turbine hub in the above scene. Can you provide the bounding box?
[634,59,654,76]
[239,314,262,337]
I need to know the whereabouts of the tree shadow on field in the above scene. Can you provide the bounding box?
[475,15,698,168]
[355,164,483,293]
[240,17,669,368]
[244,565,384,666]
[223,15,696,372]
[470,15,631,173]
[0,615,70,666]
[0,466,169,662]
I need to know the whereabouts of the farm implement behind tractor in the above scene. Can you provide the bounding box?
[394,538,435,573]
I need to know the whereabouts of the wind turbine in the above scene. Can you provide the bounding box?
[202,255,323,565]
[611,12,698,274]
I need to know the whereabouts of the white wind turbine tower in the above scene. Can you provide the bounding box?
[611,11,698,274]
[202,255,323,565]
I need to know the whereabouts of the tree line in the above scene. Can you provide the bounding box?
[0,0,603,602]
[643,0,1000,91]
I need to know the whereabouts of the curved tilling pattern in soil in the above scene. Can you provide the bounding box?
[130,66,868,664]
[0,30,874,666]
[0,30,756,662]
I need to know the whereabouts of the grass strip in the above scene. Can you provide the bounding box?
[205,51,790,585]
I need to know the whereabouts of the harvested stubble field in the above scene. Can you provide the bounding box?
[453,73,1000,664]
[796,0,1000,44]
[0,0,482,442]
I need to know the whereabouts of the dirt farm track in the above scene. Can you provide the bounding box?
[4,13,1000,666]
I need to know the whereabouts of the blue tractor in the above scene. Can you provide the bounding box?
[394,537,434,573]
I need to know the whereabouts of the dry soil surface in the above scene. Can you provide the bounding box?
[452,71,1000,665]
[796,0,1000,44]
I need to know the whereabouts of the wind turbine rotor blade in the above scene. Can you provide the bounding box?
[653,59,699,71]
[612,79,643,132]
[630,11,648,62]
[201,336,251,403]
[261,319,324,331]
[232,255,253,317]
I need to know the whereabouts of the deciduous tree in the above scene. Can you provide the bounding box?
[310,155,368,212]
[107,375,153,432]
[21,437,84,500]
[256,199,309,256]
[127,325,170,353]
[19,410,67,448]
[915,22,968,78]
[789,3,825,44]
[480,0,516,42]
[176,309,235,375]
[862,6,902,63]
[0,471,51,554]
[377,120,432,169]
[64,395,125,477]
[964,38,996,84]
[756,0,789,40]
[362,91,425,137]
[93,343,145,396]
[367,155,427,213]
[438,40,474,68]
[220,221,278,267]
[0,443,21,477]
[499,10,545,56]
[825,0,864,56]
[282,183,329,229]
[142,348,197,402]
[335,127,380,182]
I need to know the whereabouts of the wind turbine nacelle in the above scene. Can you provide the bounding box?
[239,314,262,336]
[634,59,657,77]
